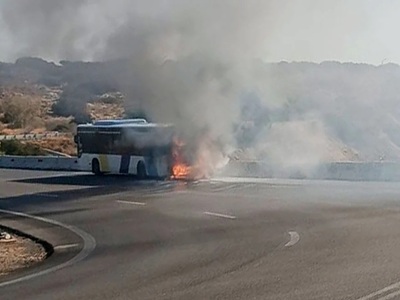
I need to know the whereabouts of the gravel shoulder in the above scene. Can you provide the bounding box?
[0,227,47,276]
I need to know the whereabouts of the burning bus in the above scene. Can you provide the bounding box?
[74,118,197,179]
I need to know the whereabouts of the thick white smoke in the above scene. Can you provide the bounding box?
[1,0,400,177]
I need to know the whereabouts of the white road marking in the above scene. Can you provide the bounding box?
[10,172,87,182]
[211,184,240,192]
[285,231,300,247]
[116,200,146,206]
[143,189,171,195]
[190,190,270,201]
[377,289,400,300]
[54,243,80,251]
[203,211,237,220]
[37,193,59,198]
[356,282,400,300]
[0,208,96,288]
[211,177,302,185]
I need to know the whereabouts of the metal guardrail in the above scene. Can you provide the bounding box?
[0,132,70,141]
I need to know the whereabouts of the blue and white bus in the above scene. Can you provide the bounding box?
[75,119,175,178]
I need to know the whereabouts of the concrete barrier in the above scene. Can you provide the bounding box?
[0,155,83,171]
[224,160,400,182]
[3,155,400,182]
[315,162,400,181]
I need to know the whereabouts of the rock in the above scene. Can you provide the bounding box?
[0,231,13,240]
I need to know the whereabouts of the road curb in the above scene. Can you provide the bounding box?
[0,224,54,258]
[0,209,96,288]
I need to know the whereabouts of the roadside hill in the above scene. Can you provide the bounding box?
[1,57,400,161]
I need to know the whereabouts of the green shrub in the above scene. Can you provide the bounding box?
[0,140,45,156]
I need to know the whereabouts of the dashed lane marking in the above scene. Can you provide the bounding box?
[116,200,146,206]
[54,243,80,251]
[285,231,300,247]
[37,193,59,198]
[203,211,237,220]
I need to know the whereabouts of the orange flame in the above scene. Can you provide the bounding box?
[171,163,192,179]
[170,134,214,181]
[170,136,192,180]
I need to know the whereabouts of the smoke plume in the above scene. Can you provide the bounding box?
[101,0,275,162]
[1,0,276,167]
[2,0,400,177]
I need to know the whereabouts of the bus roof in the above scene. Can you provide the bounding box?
[77,119,174,129]
[93,119,147,125]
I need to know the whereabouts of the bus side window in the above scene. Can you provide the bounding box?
[99,132,115,154]
[111,133,123,155]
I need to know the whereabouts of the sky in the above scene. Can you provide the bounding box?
[0,0,399,65]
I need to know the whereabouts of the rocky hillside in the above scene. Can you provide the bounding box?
[1,57,400,161]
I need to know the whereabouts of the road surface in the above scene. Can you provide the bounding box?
[1,169,400,299]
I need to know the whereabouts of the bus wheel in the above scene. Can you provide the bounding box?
[92,159,102,175]
[137,161,147,179]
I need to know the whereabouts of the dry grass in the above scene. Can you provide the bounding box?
[86,101,125,120]
[31,136,77,156]
[0,128,25,135]
[44,117,75,133]
[0,85,63,132]
[24,117,45,133]
[0,233,47,276]
[0,85,124,156]
[0,95,42,128]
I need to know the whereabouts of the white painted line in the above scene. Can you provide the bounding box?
[0,208,96,288]
[116,200,146,206]
[11,172,87,182]
[190,190,268,201]
[203,211,237,220]
[285,231,300,247]
[377,289,400,300]
[356,282,400,300]
[37,193,59,198]
[54,243,80,251]
[211,184,241,192]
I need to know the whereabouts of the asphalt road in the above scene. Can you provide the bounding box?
[2,170,400,299]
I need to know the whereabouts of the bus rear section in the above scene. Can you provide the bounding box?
[75,119,175,179]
